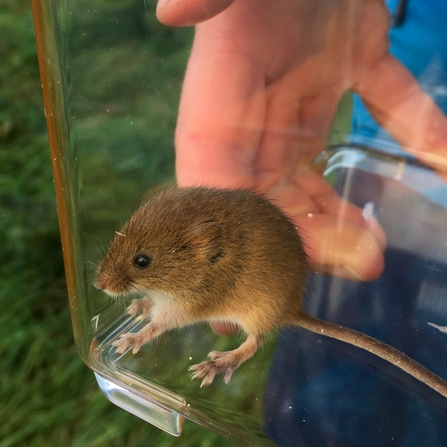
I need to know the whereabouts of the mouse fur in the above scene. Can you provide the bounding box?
[94,186,447,395]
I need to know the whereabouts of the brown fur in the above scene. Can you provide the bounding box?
[94,186,447,395]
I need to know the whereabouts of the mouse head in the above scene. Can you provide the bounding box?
[94,188,226,299]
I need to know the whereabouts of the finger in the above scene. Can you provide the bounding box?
[295,213,385,281]
[156,0,235,27]
[293,166,386,251]
[266,170,336,218]
[293,169,337,197]
[355,54,447,172]
[175,35,265,188]
[312,194,387,251]
[266,179,320,216]
[267,176,385,280]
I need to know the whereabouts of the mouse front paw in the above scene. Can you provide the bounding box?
[113,333,144,355]
[126,297,152,320]
[189,351,238,387]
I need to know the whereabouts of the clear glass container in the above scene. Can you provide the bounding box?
[31,0,447,446]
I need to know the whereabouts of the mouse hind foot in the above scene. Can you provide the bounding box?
[189,334,263,387]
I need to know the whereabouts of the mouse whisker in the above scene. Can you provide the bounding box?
[92,234,109,259]
[84,260,98,270]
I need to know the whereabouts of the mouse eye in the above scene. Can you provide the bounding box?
[133,254,151,269]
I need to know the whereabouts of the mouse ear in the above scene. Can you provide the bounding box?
[188,220,224,263]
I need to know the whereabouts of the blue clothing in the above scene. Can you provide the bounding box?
[351,0,447,154]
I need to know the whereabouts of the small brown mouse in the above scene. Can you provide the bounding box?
[94,186,447,396]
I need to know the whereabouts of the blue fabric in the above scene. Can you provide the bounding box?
[350,0,447,153]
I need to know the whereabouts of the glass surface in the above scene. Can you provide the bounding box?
[94,372,185,437]
[31,1,272,444]
[31,0,447,446]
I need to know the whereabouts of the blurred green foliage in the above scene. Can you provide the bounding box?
[0,0,237,445]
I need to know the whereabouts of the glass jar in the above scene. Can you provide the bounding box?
[31,0,447,445]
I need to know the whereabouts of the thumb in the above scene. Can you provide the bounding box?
[356,54,447,173]
[156,0,235,26]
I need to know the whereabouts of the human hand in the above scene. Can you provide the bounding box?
[156,0,447,281]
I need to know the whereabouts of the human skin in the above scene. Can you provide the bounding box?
[155,0,447,286]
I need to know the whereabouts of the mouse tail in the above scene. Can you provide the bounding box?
[294,311,447,399]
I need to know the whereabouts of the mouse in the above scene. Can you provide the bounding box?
[94,186,447,396]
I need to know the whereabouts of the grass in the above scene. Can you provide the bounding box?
[0,1,237,445]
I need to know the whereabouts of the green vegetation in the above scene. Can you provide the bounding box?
[0,1,237,445]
